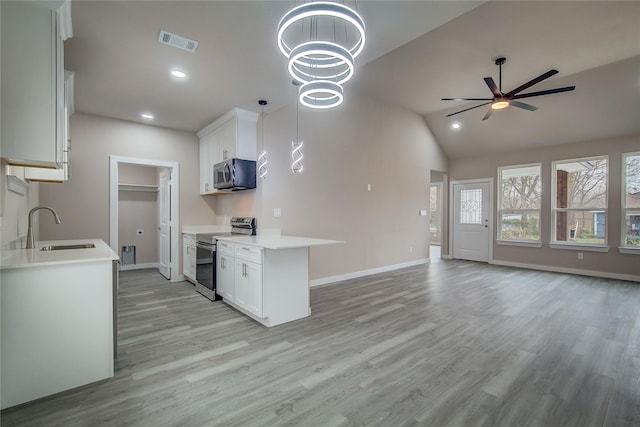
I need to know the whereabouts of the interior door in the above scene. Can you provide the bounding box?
[452,180,491,262]
[158,168,171,279]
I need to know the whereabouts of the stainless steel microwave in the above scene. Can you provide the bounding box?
[213,158,256,191]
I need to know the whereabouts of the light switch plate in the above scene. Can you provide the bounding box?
[274,208,282,218]
[419,210,427,216]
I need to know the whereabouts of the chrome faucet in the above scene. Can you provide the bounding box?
[26,206,62,249]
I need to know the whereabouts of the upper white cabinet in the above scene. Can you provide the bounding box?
[1,1,72,169]
[197,108,259,196]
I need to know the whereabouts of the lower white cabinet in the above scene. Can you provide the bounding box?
[234,258,263,317]
[215,240,310,327]
[217,241,235,300]
[182,233,196,282]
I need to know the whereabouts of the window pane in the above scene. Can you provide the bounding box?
[499,212,540,241]
[460,188,482,224]
[430,185,441,244]
[625,154,640,209]
[625,213,640,246]
[555,159,607,209]
[556,210,605,244]
[500,165,541,210]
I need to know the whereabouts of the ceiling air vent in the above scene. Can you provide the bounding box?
[158,30,199,53]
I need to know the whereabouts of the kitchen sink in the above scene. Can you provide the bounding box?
[41,243,96,251]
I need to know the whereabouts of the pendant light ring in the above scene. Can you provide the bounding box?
[288,41,354,85]
[277,1,366,60]
[299,80,344,109]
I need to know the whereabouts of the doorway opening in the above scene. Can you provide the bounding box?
[109,156,180,281]
[430,170,446,261]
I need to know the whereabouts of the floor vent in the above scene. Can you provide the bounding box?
[158,30,199,53]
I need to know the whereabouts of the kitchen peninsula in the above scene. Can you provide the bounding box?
[215,233,342,327]
[0,239,119,409]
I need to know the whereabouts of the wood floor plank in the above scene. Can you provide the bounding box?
[2,261,639,426]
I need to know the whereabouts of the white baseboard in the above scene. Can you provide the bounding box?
[310,259,428,287]
[119,262,159,271]
[489,259,640,283]
[441,254,453,260]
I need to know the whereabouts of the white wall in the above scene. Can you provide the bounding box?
[39,92,447,282]
[0,165,39,249]
[449,134,640,278]
[213,90,449,280]
[39,114,218,265]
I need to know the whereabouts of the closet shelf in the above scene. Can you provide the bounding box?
[118,184,159,192]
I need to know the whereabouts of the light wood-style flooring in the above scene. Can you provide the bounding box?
[2,260,639,426]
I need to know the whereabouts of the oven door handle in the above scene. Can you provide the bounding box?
[196,242,215,252]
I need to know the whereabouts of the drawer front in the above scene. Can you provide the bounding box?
[234,244,262,264]
[217,241,235,256]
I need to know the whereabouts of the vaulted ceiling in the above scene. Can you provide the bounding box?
[66,1,640,160]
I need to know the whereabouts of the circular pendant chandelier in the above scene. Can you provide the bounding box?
[277,1,365,109]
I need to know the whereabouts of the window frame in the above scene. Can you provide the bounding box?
[620,151,640,254]
[496,163,542,246]
[550,155,609,251]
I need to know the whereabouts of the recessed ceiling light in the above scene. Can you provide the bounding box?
[141,113,154,120]
[451,122,461,129]
[170,69,187,79]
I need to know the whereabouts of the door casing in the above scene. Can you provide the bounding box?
[109,156,180,281]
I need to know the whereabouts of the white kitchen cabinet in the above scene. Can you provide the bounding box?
[22,71,75,182]
[199,134,212,194]
[233,243,264,317]
[0,1,72,168]
[1,239,117,410]
[217,118,237,161]
[182,233,196,282]
[197,108,259,196]
[216,240,313,327]
[217,241,235,300]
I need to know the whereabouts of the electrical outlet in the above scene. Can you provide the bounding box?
[274,208,282,218]
[577,252,583,260]
[367,184,371,192]
[136,229,143,235]
[409,246,413,253]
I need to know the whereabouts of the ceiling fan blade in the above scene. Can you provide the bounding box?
[510,100,538,111]
[445,102,492,117]
[512,86,576,100]
[505,69,559,98]
[442,98,493,101]
[484,77,502,97]
[482,108,493,121]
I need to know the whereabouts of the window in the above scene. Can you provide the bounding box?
[429,184,442,245]
[498,164,541,242]
[552,156,608,246]
[460,188,482,224]
[622,152,640,249]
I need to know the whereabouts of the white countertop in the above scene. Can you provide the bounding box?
[215,235,343,250]
[1,239,119,270]
[182,225,231,234]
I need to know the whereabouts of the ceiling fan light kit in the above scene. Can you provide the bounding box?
[277,1,366,109]
[442,57,575,120]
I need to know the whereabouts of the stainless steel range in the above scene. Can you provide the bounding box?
[194,217,256,301]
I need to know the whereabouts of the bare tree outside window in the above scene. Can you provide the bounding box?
[623,153,640,247]
[553,157,608,245]
[498,165,541,241]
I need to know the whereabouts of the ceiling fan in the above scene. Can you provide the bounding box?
[442,57,575,120]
